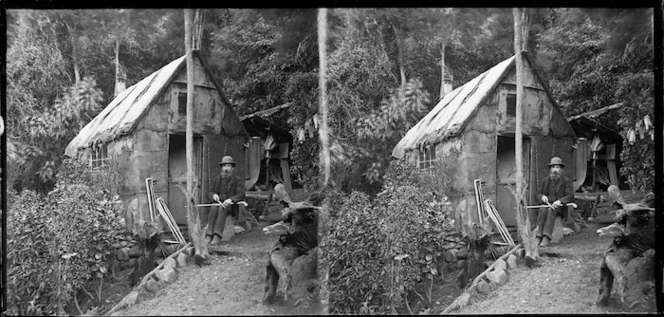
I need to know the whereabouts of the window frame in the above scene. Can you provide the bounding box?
[506,93,517,117]
[178,92,187,115]
[90,143,109,169]
[418,145,436,169]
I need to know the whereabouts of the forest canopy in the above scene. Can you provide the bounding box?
[6,8,655,194]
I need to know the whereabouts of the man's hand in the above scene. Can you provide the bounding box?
[541,195,549,204]
[212,194,220,203]
[222,198,233,208]
[551,200,562,209]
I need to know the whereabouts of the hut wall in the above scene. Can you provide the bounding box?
[110,129,169,230]
[442,98,499,227]
[114,58,247,229]
[494,85,551,136]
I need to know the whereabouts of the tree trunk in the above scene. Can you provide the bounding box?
[392,24,407,87]
[439,39,447,100]
[193,9,205,51]
[513,8,539,261]
[318,8,330,188]
[113,38,126,97]
[184,9,209,260]
[65,22,81,84]
[317,8,330,314]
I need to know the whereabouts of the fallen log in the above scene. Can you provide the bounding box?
[104,242,192,316]
[441,244,522,314]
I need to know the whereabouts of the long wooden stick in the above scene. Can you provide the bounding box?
[104,242,192,316]
[468,243,521,290]
[488,201,514,246]
[196,201,248,207]
[441,244,522,314]
[156,198,186,245]
[146,178,155,222]
[525,203,577,209]
[474,180,483,225]
[484,201,509,243]
[484,200,515,246]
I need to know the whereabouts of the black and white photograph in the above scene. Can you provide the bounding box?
[2,6,661,315]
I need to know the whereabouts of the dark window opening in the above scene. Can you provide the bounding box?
[178,92,187,115]
[506,94,516,117]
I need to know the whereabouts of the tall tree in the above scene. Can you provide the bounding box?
[184,8,209,261]
[318,8,330,187]
[513,7,539,263]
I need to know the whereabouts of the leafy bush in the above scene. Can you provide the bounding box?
[6,158,125,315]
[7,189,57,315]
[324,159,455,314]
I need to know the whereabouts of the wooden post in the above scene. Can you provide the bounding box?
[513,8,539,262]
[184,9,209,261]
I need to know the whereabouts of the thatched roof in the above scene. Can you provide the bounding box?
[392,52,558,158]
[65,51,232,157]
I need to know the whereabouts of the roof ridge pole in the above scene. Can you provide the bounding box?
[513,8,539,264]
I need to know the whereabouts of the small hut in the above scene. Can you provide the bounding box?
[65,51,248,229]
[392,52,577,227]
[240,103,294,193]
[567,103,624,190]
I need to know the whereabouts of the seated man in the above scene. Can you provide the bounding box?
[202,155,248,245]
[532,157,574,247]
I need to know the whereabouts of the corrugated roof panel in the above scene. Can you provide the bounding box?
[64,56,185,157]
[392,55,515,158]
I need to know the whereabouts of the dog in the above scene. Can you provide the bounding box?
[597,195,655,307]
[262,200,319,303]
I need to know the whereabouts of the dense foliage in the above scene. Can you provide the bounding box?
[536,8,654,190]
[7,159,126,315]
[323,160,455,314]
[7,8,654,194]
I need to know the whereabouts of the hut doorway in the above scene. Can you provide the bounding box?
[495,135,531,226]
[168,134,203,225]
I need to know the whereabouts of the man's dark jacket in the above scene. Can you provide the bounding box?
[206,173,245,216]
[535,175,574,217]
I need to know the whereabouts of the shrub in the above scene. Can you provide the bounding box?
[7,189,58,315]
[6,158,125,315]
[324,159,455,314]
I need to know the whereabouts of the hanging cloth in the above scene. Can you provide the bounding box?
[589,135,604,160]
[245,137,262,190]
[264,134,277,158]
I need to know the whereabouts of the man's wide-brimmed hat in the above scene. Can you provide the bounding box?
[547,157,565,168]
[218,156,236,166]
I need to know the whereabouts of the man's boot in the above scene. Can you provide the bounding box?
[211,234,223,245]
[206,234,213,245]
[540,236,551,247]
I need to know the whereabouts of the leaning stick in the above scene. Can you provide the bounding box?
[484,200,515,246]
[441,244,522,314]
[474,180,484,225]
[488,200,514,245]
[104,242,192,316]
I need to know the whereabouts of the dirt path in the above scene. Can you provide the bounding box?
[454,218,651,314]
[115,219,319,316]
